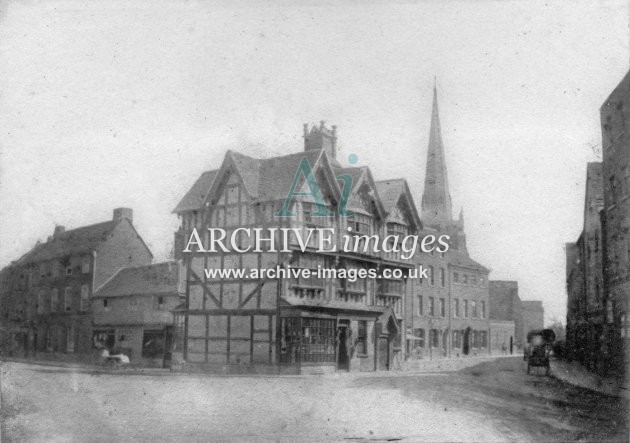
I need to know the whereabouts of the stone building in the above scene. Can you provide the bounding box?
[565,163,606,370]
[566,70,630,376]
[489,281,523,349]
[92,261,182,367]
[404,87,491,361]
[172,122,418,374]
[0,208,153,357]
[600,69,630,374]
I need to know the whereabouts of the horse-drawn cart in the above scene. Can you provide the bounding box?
[525,329,556,375]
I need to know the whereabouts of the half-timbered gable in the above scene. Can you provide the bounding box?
[172,170,218,257]
[335,166,385,256]
[376,178,422,259]
[173,122,411,373]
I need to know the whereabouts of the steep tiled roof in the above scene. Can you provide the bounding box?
[257,149,325,201]
[94,262,181,298]
[229,151,260,199]
[20,221,117,264]
[174,150,334,213]
[172,170,218,213]
[333,166,365,190]
[375,179,405,214]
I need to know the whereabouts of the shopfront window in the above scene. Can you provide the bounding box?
[280,317,336,364]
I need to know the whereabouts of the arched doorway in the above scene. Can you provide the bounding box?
[463,327,471,355]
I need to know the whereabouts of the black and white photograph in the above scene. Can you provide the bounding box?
[0,0,628,441]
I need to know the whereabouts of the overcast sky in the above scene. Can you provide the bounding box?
[0,0,628,323]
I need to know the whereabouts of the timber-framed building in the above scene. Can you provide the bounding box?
[172,122,422,373]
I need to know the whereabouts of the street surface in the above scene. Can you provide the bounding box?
[1,357,627,442]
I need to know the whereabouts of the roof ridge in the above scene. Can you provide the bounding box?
[55,219,114,236]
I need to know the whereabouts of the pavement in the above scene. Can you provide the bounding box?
[1,357,628,442]
[550,359,628,399]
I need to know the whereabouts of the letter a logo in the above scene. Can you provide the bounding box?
[275,156,334,217]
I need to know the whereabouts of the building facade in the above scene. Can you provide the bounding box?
[565,164,607,370]
[566,70,630,376]
[489,281,523,349]
[600,69,630,374]
[172,123,419,373]
[0,208,153,358]
[92,261,183,367]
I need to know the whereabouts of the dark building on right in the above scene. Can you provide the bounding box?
[600,70,630,374]
[566,69,629,377]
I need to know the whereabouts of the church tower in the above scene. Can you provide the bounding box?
[421,86,453,230]
[420,85,467,251]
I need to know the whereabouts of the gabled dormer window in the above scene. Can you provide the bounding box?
[387,222,407,237]
[352,217,371,235]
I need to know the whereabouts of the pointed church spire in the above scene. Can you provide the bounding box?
[421,83,453,230]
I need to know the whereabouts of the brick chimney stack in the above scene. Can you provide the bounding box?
[113,207,133,223]
[53,225,65,238]
[303,121,337,160]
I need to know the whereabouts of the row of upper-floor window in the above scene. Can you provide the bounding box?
[98,296,167,312]
[36,285,90,314]
[180,187,417,234]
[452,271,485,286]
[202,251,483,296]
[409,328,488,349]
[181,206,412,236]
[416,295,486,319]
[7,256,91,289]
[417,266,485,288]
[289,254,405,296]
